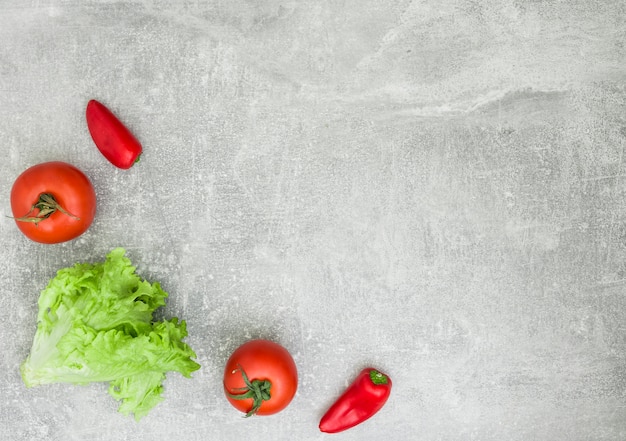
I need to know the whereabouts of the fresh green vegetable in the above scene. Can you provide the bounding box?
[20,248,200,420]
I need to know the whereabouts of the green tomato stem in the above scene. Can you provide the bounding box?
[227,365,272,417]
[14,193,80,225]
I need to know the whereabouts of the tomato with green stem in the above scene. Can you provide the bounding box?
[223,339,298,416]
[10,161,96,244]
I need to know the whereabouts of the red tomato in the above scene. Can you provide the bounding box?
[223,339,298,416]
[86,99,142,169]
[10,161,96,244]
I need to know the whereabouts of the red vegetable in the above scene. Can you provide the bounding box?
[319,368,392,433]
[86,99,142,169]
[10,161,96,244]
[223,339,298,417]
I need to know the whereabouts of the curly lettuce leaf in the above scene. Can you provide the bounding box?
[20,248,200,420]
[109,372,165,420]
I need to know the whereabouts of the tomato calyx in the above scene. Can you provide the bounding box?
[227,364,272,417]
[14,193,80,225]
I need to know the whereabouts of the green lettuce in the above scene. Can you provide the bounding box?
[20,248,200,420]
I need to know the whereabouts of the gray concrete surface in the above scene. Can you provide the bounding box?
[1,1,625,440]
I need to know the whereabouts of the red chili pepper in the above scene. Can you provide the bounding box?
[319,367,392,433]
[86,99,142,169]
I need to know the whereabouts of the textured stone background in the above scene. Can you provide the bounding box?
[1,1,625,440]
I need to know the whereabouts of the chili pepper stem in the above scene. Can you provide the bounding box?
[369,369,389,385]
[13,193,80,225]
